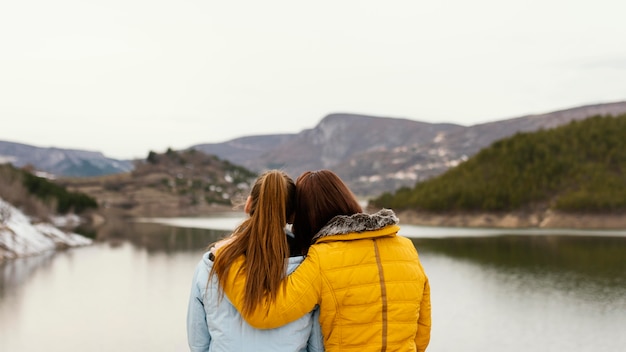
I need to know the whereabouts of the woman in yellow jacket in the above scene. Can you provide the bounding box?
[221,170,431,352]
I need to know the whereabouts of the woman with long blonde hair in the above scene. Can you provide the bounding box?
[186,170,323,352]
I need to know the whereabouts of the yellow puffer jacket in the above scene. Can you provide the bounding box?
[222,209,431,352]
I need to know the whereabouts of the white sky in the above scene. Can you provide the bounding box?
[1,0,625,160]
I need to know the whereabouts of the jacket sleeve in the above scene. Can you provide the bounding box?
[222,247,323,329]
[307,306,325,352]
[415,275,431,352]
[186,262,211,352]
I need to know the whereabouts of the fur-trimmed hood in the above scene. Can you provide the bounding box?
[312,208,399,242]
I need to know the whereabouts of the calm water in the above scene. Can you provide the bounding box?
[1,215,625,352]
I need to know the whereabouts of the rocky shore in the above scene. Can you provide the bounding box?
[395,209,626,229]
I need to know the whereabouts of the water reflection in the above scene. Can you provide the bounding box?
[412,235,626,302]
[0,222,229,299]
[92,218,230,253]
[1,220,625,352]
[0,252,55,300]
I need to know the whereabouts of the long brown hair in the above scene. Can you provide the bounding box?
[210,170,295,315]
[292,170,362,253]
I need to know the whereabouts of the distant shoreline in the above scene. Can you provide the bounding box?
[99,205,626,230]
[394,209,626,230]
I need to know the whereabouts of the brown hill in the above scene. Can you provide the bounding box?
[58,149,257,218]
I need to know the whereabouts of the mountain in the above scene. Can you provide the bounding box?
[193,114,462,186]
[192,101,626,196]
[368,113,626,228]
[57,149,257,218]
[0,141,132,177]
[192,134,297,167]
[192,114,466,195]
[4,101,626,198]
[439,101,626,158]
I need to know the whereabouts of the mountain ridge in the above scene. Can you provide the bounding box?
[370,113,626,228]
[0,140,133,177]
[194,101,626,196]
[2,101,626,197]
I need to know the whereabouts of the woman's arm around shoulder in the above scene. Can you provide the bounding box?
[222,246,324,329]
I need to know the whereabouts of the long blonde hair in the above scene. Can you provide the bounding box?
[209,170,295,315]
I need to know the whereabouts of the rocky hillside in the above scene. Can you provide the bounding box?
[0,165,97,260]
[194,101,626,196]
[57,149,257,218]
[0,197,92,260]
[192,134,297,167]
[194,114,462,193]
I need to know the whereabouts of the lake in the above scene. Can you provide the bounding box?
[1,214,625,351]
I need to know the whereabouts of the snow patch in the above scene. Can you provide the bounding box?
[0,197,92,260]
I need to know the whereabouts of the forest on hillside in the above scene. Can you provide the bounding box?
[0,164,98,220]
[371,114,626,213]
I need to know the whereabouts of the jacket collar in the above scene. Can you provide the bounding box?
[312,208,399,242]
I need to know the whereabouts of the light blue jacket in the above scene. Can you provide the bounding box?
[187,251,324,352]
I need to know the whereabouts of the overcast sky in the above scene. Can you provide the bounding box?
[1,0,625,160]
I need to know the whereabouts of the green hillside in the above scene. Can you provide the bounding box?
[371,114,626,213]
[0,164,98,219]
